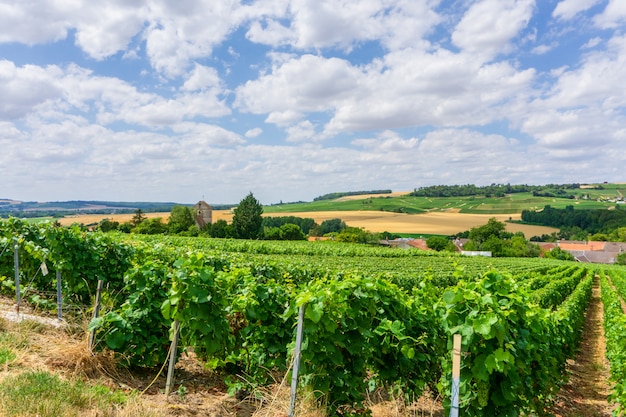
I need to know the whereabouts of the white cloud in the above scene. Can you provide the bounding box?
[0,1,246,77]
[73,1,146,60]
[285,120,317,142]
[553,0,601,21]
[265,110,305,126]
[542,34,626,109]
[237,46,536,137]
[246,19,294,47]
[245,127,263,138]
[235,54,360,116]
[245,0,441,52]
[1,0,625,202]
[0,61,62,120]
[171,122,245,147]
[181,64,224,93]
[326,49,535,133]
[582,37,602,49]
[452,0,535,60]
[0,1,72,44]
[594,0,626,29]
[144,0,244,77]
[531,43,556,55]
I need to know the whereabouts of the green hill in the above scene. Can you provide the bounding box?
[264,183,625,215]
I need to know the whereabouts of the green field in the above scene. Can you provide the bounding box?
[265,187,623,215]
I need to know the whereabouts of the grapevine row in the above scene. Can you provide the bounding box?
[600,269,626,412]
[0,219,597,416]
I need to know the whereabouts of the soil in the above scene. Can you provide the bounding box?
[547,276,616,417]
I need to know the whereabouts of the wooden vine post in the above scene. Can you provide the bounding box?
[89,280,104,352]
[288,303,306,417]
[450,334,462,417]
[13,237,20,314]
[56,270,63,321]
[165,320,181,396]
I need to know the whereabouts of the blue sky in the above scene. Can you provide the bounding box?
[0,0,625,205]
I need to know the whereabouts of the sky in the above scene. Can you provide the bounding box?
[1,0,625,205]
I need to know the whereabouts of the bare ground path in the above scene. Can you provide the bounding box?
[548,276,616,417]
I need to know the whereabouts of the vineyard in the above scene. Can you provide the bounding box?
[1,218,626,416]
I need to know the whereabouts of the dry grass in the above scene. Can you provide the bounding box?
[247,381,445,417]
[249,382,325,417]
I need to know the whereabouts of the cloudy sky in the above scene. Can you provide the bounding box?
[1,0,625,204]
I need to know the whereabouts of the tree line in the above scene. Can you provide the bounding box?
[522,205,626,241]
[313,189,392,201]
[410,183,581,198]
[95,192,385,243]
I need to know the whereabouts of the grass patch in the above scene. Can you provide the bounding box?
[0,346,15,365]
[0,370,127,417]
[0,328,30,350]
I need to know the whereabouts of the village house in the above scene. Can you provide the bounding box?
[539,240,626,264]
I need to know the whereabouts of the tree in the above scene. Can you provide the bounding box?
[131,209,146,227]
[469,217,508,245]
[380,231,401,240]
[501,234,541,257]
[98,219,119,232]
[544,246,575,261]
[335,227,378,244]
[263,227,283,240]
[607,227,626,242]
[426,236,449,251]
[262,216,317,234]
[207,219,233,238]
[168,205,195,234]
[263,224,306,240]
[133,218,167,234]
[319,218,347,235]
[279,223,306,240]
[118,222,133,233]
[232,192,264,239]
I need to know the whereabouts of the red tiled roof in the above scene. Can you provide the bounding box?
[407,239,430,250]
[558,241,606,251]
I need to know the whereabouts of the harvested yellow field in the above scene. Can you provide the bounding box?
[57,210,233,226]
[264,211,558,237]
[58,209,557,237]
[57,212,170,226]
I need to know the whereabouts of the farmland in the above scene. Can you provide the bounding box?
[265,184,626,214]
[45,183,626,236]
[1,218,626,416]
[56,209,559,237]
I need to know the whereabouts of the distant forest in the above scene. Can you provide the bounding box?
[410,183,582,198]
[0,200,233,219]
[522,205,626,235]
[313,190,392,201]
